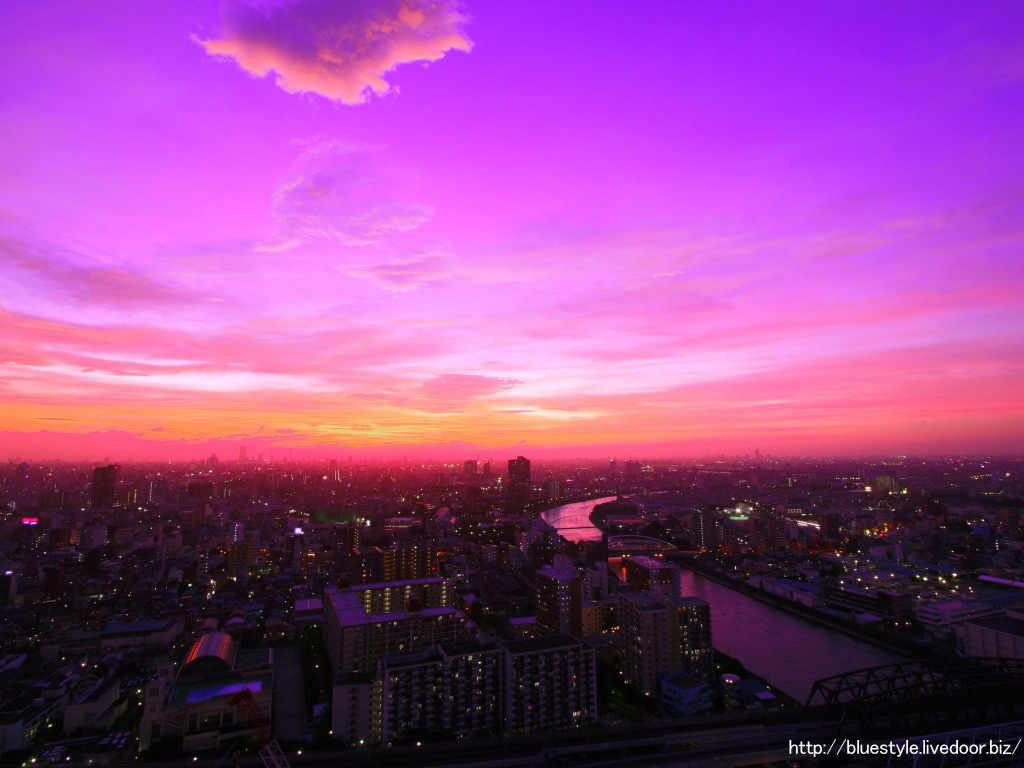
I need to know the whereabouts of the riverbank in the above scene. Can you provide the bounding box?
[674,557,924,659]
[713,649,801,709]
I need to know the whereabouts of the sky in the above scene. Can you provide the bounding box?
[1,0,1023,461]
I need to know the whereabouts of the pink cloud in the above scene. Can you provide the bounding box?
[418,373,520,402]
[350,373,522,413]
[349,255,448,291]
[196,0,473,104]
[257,141,434,257]
[0,232,210,308]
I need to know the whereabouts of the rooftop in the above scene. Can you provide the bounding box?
[501,634,587,655]
[326,588,461,626]
[171,673,271,705]
[965,615,1024,638]
[100,620,176,637]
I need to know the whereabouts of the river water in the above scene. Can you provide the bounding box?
[542,496,905,702]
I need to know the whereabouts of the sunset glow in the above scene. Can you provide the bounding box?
[2,1,1022,459]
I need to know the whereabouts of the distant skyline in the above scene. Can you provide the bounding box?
[2,1,1023,461]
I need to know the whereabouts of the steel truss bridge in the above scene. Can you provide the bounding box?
[807,657,1024,735]
[607,534,678,553]
[548,514,597,531]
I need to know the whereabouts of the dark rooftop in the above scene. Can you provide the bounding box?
[501,634,587,654]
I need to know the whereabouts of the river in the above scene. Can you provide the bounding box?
[540,495,619,542]
[542,496,905,702]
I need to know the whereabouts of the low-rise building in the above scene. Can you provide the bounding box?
[139,632,274,754]
[957,612,1024,659]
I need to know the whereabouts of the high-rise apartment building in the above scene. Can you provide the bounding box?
[622,555,680,599]
[332,524,362,573]
[689,510,720,551]
[323,587,475,675]
[503,635,597,734]
[535,566,583,637]
[617,591,673,694]
[351,634,596,745]
[350,577,453,615]
[617,592,713,695]
[370,640,505,744]
[675,597,714,683]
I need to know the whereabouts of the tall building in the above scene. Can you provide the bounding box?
[748,515,783,554]
[227,538,257,579]
[617,592,714,695]
[674,597,714,683]
[238,446,247,462]
[323,587,475,675]
[535,566,583,637]
[372,649,443,742]
[622,555,680,599]
[90,465,119,508]
[332,524,362,573]
[439,641,504,737]
[341,634,595,745]
[507,456,532,512]
[350,577,453,615]
[617,592,673,694]
[370,641,505,744]
[463,460,478,478]
[503,635,597,734]
[382,543,433,582]
[689,510,720,551]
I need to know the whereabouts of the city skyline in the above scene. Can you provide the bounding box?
[2,0,1023,461]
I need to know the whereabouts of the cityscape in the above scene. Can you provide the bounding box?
[2,455,1024,766]
[2,1,1024,767]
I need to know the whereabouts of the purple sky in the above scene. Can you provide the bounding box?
[1,0,1023,460]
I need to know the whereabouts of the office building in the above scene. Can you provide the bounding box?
[507,456,532,512]
[90,465,119,509]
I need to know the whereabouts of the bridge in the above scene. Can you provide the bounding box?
[607,534,678,553]
[807,656,1024,734]
[549,514,596,530]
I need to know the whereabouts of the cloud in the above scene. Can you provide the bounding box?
[0,232,209,308]
[261,142,432,251]
[349,255,447,291]
[417,373,520,410]
[350,373,522,413]
[196,0,473,104]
